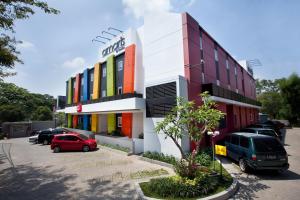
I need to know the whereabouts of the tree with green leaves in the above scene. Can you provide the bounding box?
[278,73,300,124]
[0,104,26,123]
[31,106,52,121]
[0,81,55,121]
[257,91,283,119]
[0,0,59,79]
[155,92,224,177]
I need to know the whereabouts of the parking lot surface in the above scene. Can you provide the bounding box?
[0,138,171,200]
[230,128,300,199]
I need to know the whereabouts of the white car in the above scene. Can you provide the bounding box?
[28,134,39,144]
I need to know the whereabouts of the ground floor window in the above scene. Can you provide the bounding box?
[117,116,122,128]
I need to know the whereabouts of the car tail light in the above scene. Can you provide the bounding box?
[251,154,257,161]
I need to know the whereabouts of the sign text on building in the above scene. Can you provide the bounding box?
[102,37,125,57]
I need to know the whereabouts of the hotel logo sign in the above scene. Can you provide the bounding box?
[102,37,125,57]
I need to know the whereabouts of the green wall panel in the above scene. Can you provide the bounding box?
[67,114,72,128]
[106,55,115,96]
[67,78,72,104]
[107,113,116,133]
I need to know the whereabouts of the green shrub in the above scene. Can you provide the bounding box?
[195,151,212,167]
[143,151,177,165]
[141,174,219,198]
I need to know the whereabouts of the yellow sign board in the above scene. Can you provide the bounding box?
[215,145,227,156]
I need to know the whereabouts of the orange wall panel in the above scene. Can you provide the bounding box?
[122,113,132,138]
[123,44,136,93]
[73,115,78,128]
[74,74,80,103]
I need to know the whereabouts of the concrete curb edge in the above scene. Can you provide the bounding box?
[138,156,174,169]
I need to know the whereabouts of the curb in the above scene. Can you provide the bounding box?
[100,145,130,156]
[135,178,239,200]
[138,156,174,169]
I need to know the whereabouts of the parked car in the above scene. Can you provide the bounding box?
[240,127,281,141]
[37,128,68,145]
[248,123,283,140]
[28,130,41,144]
[50,133,97,153]
[224,132,289,173]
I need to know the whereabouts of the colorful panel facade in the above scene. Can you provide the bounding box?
[67,78,72,104]
[83,115,89,130]
[73,115,78,128]
[83,69,89,101]
[107,113,116,133]
[67,114,72,128]
[123,44,136,93]
[107,55,115,96]
[74,74,80,103]
[121,113,132,138]
[91,114,98,132]
[93,63,101,99]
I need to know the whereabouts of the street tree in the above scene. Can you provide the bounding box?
[155,92,224,178]
[31,106,53,121]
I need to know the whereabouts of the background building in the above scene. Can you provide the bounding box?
[56,12,260,157]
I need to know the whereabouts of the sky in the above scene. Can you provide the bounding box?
[5,0,300,97]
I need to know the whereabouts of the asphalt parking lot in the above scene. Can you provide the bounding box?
[230,128,300,199]
[0,138,172,200]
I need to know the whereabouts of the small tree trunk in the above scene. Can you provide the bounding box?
[170,136,186,159]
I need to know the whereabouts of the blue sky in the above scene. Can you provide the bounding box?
[6,0,300,97]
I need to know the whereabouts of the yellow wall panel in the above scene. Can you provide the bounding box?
[91,114,98,133]
[92,63,101,99]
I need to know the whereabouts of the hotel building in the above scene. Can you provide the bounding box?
[57,12,261,157]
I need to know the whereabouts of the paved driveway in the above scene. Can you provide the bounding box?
[0,138,172,200]
[229,128,300,200]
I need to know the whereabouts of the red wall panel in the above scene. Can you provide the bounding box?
[73,115,78,128]
[121,113,132,138]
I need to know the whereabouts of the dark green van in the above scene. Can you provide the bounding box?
[224,132,289,172]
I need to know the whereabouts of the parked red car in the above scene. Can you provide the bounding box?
[51,133,97,153]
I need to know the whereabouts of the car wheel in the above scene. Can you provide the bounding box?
[43,140,48,145]
[239,158,249,172]
[53,146,60,153]
[83,145,90,152]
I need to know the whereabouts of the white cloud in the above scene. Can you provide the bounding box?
[122,0,173,19]
[62,57,86,68]
[17,40,35,49]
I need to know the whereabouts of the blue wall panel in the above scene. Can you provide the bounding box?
[83,115,89,130]
[83,69,89,101]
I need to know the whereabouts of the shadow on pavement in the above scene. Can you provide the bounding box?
[249,169,300,181]
[0,165,78,200]
[231,173,270,199]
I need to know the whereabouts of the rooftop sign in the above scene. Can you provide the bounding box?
[102,36,125,57]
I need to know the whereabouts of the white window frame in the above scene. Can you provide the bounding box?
[117,60,123,71]
[102,90,106,97]
[102,68,106,77]
[117,116,122,127]
[200,35,203,50]
[201,72,205,83]
[226,59,229,69]
[216,80,220,86]
[117,86,122,95]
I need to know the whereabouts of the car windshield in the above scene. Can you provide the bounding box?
[78,134,89,140]
[253,138,285,153]
[258,130,277,137]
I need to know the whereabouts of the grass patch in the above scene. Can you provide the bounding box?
[143,151,177,165]
[101,143,130,153]
[130,168,169,179]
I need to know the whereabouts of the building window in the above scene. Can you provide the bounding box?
[117,60,123,71]
[102,68,106,77]
[214,49,218,61]
[226,59,230,84]
[117,116,122,127]
[102,90,106,97]
[215,61,220,81]
[118,86,122,95]
[201,72,205,84]
[200,31,203,50]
